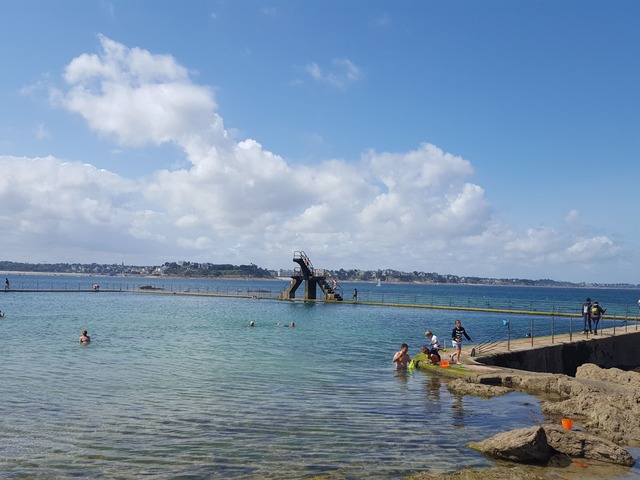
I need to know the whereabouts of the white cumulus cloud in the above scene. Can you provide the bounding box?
[0,36,629,282]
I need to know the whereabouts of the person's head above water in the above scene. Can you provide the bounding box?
[80,329,90,343]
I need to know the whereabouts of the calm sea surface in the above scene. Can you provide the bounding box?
[1,276,639,479]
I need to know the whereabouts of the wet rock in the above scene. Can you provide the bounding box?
[543,425,635,467]
[468,426,553,464]
[447,378,511,398]
[469,424,635,467]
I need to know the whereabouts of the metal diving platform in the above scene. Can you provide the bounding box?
[280,251,343,301]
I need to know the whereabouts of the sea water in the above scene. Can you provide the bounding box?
[1,277,639,479]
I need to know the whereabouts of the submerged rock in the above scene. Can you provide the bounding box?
[407,466,549,480]
[447,378,511,398]
[407,461,632,480]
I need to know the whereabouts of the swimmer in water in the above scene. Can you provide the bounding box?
[392,343,410,370]
[79,329,91,344]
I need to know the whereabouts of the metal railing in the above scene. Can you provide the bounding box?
[474,312,640,354]
[6,280,640,318]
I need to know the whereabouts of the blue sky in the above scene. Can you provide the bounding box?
[1,1,638,284]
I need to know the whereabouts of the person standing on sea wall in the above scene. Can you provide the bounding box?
[450,320,472,365]
[4,277,9,290]
[582,297,593,334]
[590,301,607,335]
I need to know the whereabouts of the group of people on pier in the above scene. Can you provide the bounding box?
[395,296,611,371]
[393,319,472,370]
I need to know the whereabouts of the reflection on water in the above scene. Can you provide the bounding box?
[0,281,637,479]
[451,393,466,429]
[424,375,443,400]
[394,369,410,386]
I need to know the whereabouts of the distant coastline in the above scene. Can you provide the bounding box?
[1,260,638,289]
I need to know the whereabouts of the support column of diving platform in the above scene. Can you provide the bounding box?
[279,251,342,301]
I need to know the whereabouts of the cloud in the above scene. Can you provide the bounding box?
[371,12,391,28]
[100,1,115,19]
[35,123,51,140]
[52,34,217,147]
[305,58,363,89]
[564,236,620,262]
[1,36,629,282]
[260,6,280,17]
[0,155,143,260]
[19,75,50,98]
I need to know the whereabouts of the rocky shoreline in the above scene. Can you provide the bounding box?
[309,363,639,480]
[458,363,640,447]
[405,363,639,479]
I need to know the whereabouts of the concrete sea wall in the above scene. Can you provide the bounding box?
[476,331,640,376]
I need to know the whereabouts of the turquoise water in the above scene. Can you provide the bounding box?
[1,279,639,478]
